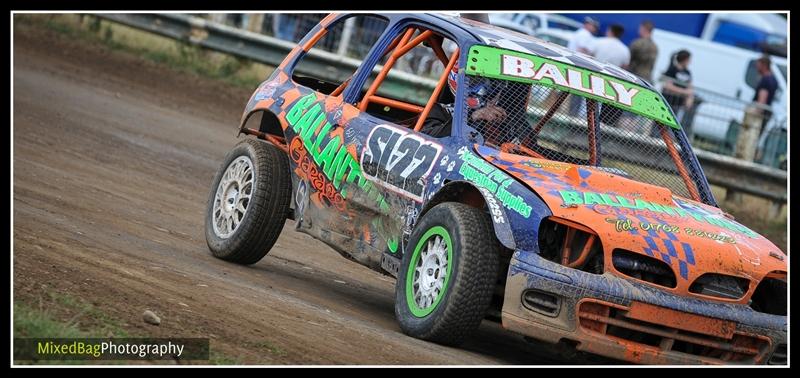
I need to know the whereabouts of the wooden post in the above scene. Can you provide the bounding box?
[725,189,742,204]
[208,14,227,24]
[767,201,784,219]
[735,105,764,161]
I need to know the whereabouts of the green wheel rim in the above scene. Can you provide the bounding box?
[405,226,453,318]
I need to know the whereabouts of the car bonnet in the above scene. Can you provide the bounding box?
[474,145,786,288]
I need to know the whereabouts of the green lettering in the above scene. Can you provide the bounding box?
[319,137,341,178]
[294,104,321,137]
[616,195,636,208]
[683,208,704,221]
[310,122,333,164]
[650,203,676,216]
[584,192,605,205]
[285,93,316,125]
[673,207,690,218]
[634,198,655,212]
[559,190,583,206]
[333,148,351,189]
[600,193,621,207]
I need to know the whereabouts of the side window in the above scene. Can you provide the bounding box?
[356,26,460,138]
[520,15,540,30]
[291,15,388,95]
[776,64,787,82]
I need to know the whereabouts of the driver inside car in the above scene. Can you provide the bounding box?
[419,65,531,149]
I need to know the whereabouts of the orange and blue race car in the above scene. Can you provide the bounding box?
[203,13,787,364]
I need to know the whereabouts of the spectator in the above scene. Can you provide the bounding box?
[594,24,630,128]
[593,24,630,69]
[661,50,695,133]
[567,17,600,55]
[273,14,298,41]
[565,17,599,116]
[628,20,658,83]
[753,55,778,137]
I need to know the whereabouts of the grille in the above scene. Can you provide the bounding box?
[612,249,677,289]
[689,273,751,300]
[750,276,787,316]
[460,74,713,204]
[578,300,771,363]
[537,218,604,274]
[768,343,787,365]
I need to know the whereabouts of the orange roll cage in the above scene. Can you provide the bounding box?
[659,125,702,201]
[587,99,598,166]
[358,27,460,134]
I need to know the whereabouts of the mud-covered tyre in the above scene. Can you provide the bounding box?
[395,202,500,346]
[205,139,291,264]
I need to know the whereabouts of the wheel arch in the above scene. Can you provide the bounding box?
[238,109,286,139]
[420,180,516,250]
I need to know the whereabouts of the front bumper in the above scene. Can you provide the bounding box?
[502,251,787,365]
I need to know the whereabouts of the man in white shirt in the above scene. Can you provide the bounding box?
[593,24,630,69]
[567,17,599,55]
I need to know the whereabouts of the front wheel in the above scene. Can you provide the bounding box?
[394,202,500,346]
[205,139,292,265]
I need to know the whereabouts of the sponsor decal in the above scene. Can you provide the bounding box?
[605,217,735,244]
[560,189,758,238]
[478,187,505,224]
[501,55,639,107]
[519,159,569,170]
[682,227,737,244]
[457,147,532,218]
[254,79,280,101]
[295,179,309,218]
[361,125,443,202]
[289,138,345,211]
[285,93,390,213]
[465,45,678,129]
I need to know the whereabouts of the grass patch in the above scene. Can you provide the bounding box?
[208,351,241,365]
[14,290,130,339]
[14,14,274,89]
[254,340,288,357]
[14,292,241,365]
[14,302,89,339]
[13,301,128,365]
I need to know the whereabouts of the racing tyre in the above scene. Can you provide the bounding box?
[395,202,500,346]
[205,139,291,264]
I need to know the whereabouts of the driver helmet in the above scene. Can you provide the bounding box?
[447,64,503,109]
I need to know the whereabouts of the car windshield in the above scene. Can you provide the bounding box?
[461,73,712,204]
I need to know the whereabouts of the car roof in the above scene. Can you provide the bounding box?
[429,13,650,88]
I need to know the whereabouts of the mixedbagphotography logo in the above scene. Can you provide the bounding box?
[13,338,210,361]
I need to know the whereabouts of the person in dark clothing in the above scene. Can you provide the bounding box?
[660,50,695,134]
[753,55,779,137]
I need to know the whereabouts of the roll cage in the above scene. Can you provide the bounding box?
[259,13,716,206]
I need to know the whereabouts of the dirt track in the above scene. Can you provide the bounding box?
[11,21,616,364]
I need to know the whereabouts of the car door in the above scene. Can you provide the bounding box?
[332,23,460,262]
[275,14,398,268]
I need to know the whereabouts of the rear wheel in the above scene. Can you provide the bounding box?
[205,139,291,264]
[395,202,500,346]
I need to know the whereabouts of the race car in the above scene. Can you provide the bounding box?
[204,13,787,365]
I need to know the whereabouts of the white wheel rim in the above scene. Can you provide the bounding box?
[412,235,449,310]
[212,156,254,239]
